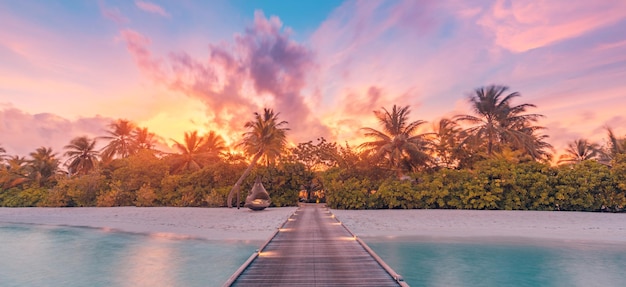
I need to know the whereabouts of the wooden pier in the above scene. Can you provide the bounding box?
[224,204,408,286]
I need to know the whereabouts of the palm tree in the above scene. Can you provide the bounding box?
[557,139,602,165]
[27,147,60,187]
[456,85,544,157]
[201,130,227,157]
[227,109,288,208]
[0,145,6,163]
[0,156,28,189]
[170,131,208,173]
[170,130,226,174]
[132,127,158,151]
[519,126,553,162]
[100,119,136,160]
[429,118,464,168]
[64,136,99,176]
[359,105,430,175]
[603,127,626,162]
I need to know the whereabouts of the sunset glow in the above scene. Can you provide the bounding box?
[1,0,625,158]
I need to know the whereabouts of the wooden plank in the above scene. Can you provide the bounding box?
[225,203,408,286]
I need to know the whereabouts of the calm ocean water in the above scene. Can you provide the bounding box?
[367,237,626,287]
[3,224,626,287]
[0,223,257,287]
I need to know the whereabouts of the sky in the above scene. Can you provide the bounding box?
[1,0,625,160]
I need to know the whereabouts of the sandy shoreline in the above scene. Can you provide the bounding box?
[1,207,625,244]
[0,207,297,241]
[332,209,626,244]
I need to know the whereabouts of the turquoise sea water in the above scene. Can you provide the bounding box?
[4,223,626,287]
[367,237,626,287]
[0,223,257,287]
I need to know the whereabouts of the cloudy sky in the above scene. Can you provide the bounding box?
[1,0,625,159]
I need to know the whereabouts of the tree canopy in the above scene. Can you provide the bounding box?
[1,86,625,211]
[360,105,430,176]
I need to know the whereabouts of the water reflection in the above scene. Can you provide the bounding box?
[0,223,257,287]
[558,246,624,286]
[119,239,176,287]
[366,237,626,287]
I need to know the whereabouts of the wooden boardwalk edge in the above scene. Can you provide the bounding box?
[223,204,409,286]
[330,206,409,287]
[222,208,299,287]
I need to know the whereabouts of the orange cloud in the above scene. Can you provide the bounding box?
[2,0,625,160]
[118,11,329,146]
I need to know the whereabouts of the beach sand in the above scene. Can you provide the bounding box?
[1,207,625,244]
[332,209,626,244]
[0,207,297,241]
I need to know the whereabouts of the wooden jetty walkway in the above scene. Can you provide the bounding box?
[224,203,408,286]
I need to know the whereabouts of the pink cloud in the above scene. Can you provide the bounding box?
[545,116,626,163]
[0,104,176,160]
[0,7,153,123]
[343,86,384,116]
[4,0,624,158]
[97,1,130,24]
[308,0,626,152]
[456,6,482,19]
[101,6,129,24]
[119,11,329,143]
[118,29,165,81]
[478,0,626,52]
[0,105,111,158]
[386,0,445,35]
[605,116,626,132]
[135,1,170,18]
[310,0,495,143]
[596,39,626,51]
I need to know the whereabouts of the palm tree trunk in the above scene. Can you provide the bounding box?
[227,152,262,208]
[485,120,495,156]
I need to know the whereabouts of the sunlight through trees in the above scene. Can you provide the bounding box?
[1,86,625,211]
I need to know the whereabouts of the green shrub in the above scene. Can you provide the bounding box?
[46,173,107,207]
[376,179,416,209]
[555,161,614,211]
[0,185,47,207]
[324,177,378,209]
[513,162,556,210]
[135,184,158,207]
[96,181,135,207]
[204,186,229,207]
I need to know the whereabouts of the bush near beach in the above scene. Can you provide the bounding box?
[1,86,625,211]
[323,157,626,211]
[1,152,624,211]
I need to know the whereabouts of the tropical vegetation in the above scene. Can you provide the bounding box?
[227,108,289,208]
[1,85,625,211]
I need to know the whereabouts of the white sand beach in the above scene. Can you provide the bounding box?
[332,209,626,244]
[1,206,625,244]
[0,207,297,241]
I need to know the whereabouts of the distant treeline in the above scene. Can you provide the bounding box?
[0,151,302,208]
[1,85,625,211]
[1,152,625,212]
